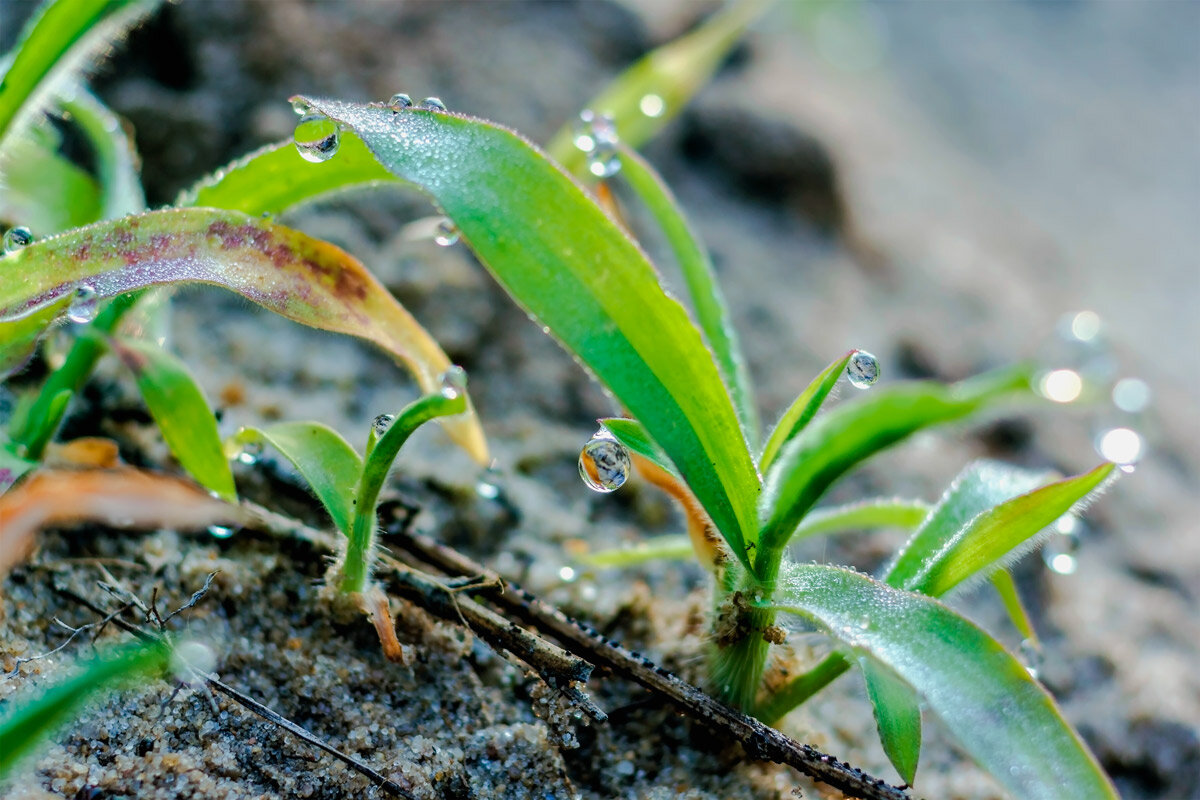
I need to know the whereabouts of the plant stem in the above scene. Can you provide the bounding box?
[339,390,465,595]
[756,651,850,725]
[10,292,141,457]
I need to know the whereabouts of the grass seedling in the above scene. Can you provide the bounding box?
[0,0,1126,795]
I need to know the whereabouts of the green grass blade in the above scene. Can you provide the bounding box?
[760,351,854,471]
[600,417,677,477]
[578,533,692,567]
[110,337,236,503]
[233,422,362,536]
[0,293,73,380]
[343,390,465,593]
[860,656,922,786]
[0,0,158,145]
[546,0,772,173]
[0,207,486,463]
[884,460,1052,591]
[58,88,145,218]
[0,131,102,232]
[758,365,1033,569]
[771,564,1117,799]
[0,640,168,779]
[912,463,1116,597]
[790,497,930,546]
[179,137,399,216]
[0,438,38,494]
[616,144,758,443]
[991,568,1038,643]
[301,98,761,569]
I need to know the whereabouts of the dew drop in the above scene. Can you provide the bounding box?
[170,640,216,684]
[1096,427,1143,472]
[433,218,460,247]
[638,93,665,118]
[475,467,501,500]
[558,566,577,582]
[67,285,98,324]
[1037,368,1083,403]
[1111,378,1151,414]
[2,226,33,254]
[236,440,263,466]
[373,413,395,437]
[388,92,413,109]
[207,525,236,539]
[439,365,468,400]
[578,429,631,493]
[573,109,621,178]
[1018,638,1043,679]
[846,350,879,388]
[293,113,341,163]
[1042,524,1079,575]
[420,96,447,111]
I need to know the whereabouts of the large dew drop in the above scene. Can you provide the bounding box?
[67,284,98,324]
[2,226,33,254]
[1042,514,1080,575]
[420,96,447,111]
[573,109,621,178]
[372,413,395,437]
[578,429,631,493]
[1095,427,1143,473]
[439,365,468,400]
[433,218,460,247]
[293,113,341,163]
[389,93,413,109]
[846,350,879,389]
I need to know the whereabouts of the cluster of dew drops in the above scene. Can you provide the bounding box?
[3,227,98,324]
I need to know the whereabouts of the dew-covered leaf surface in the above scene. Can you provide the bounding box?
[297,97,761,567]
[0,207,486,462]
[771,564,1118,800]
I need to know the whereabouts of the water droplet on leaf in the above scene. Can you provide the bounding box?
[420,96,447,111]
[67,285,98,324]
[293,113,341,163]
[236,440,263,466]
[846,350,879,388]
[476,467,501,500]
[389,93,413,109]
[638,93,666,118]
[573,109,621,178]
[433,218,460,247]
[439,365,468,400]
[1018,638,1043,679]
[1095,427,1143,472]
[207,525,236,539]
[373,414,395,437]
[2,226,33,254]
[578,429,630,493]
[1042,526,1079,575]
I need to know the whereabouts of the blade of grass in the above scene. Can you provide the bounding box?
[58,87,145,218]
[301,98,760,570]
[770,564,1117,800]
[578,533,693,567]
[0,131,102,232]
[616,144,757,442]
[179,137,399,216]
[600,417,676,477]
[760,350,854,471]
[789,497,930,546]
[906,463,1116,597]
[0,293,73,380]
[546,0,772,173]
[860,656,922,787]
[0,438,38,494]
[0,207,486,463]
[991,568,1038,643]
[109,337,236,503]
[883,459,1051,591]
[0,0,159,146]
[0,640,169,779]
[232,422,362,536]
[757,365,1033,576]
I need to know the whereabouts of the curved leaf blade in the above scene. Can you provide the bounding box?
[578,533,692,567]
[233,422,362,537]
[0,131,101,232]
[914,463,1116,597]
[179,137,399,216]
[0,641,169,780]
[772,564,1117,800]
[617,144,757,442]
[758,365,1033,566]
[58,88,145,218]
[301,98,760,568]
[0,0,159,145]
[546,0,771,173]
[860,656,922,787]
[0,207,486,463]
[884,459,1052,591]
[600,416,677,478]
[790,497,930,546]
[110,337,236,502]
[760,350,853,471]
[0,293,73,380]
